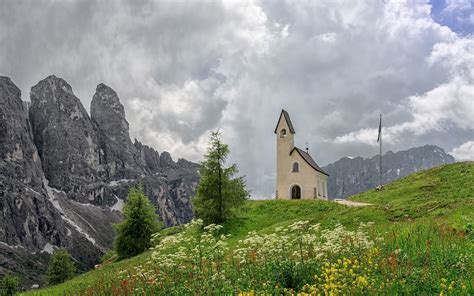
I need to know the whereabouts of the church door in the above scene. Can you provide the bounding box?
[291,185,301,199]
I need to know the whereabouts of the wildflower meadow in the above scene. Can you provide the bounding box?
[58,219,472,295]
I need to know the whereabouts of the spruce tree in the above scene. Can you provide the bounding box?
[114,185,161,259]
[193,130,249,225]
[47,249,76,285]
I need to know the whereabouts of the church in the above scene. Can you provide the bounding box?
[275,109,329,199]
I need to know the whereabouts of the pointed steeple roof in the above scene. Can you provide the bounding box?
[274,109,296,134]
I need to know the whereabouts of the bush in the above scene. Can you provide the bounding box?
[0,274,19,296]
[47,249,76,285]
[114,184,162,259]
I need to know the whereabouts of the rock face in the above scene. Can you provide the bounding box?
[0,77,64,282]
[322,145,455,199]
[91,83,144,180]
[134,139,161,172]
[0,76,199,288]
[29,76,104,203]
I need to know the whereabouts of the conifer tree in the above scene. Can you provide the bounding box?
[193,130,249,225]
[114,184,161,259]
[47,249,76,285]
[0,274,19,296]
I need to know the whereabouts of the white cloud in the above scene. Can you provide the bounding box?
[333,37,474,146]
[443,0,474,25]
[317,32,336,43]
[450,141,474,161]
[281,24,290,38]
[333,128,381,146]
[444,0,472,13]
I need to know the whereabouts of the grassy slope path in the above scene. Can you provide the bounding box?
[334,199,372,207]
[23,162,473,295]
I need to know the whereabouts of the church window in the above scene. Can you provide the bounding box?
[292,162,299,172]
[280,129,287,138]
[313,187,317,198]
[323,181,326,197]
[317,180,321,196]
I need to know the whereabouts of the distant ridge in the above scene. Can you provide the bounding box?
[322,145,455,199]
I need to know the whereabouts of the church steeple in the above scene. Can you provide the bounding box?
[275,109,295,151]
[274,109,296,135]
[275,109,295,199]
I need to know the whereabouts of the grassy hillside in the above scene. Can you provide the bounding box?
[23,162,473,295]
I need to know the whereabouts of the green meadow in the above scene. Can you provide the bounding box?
[23,162,473,295]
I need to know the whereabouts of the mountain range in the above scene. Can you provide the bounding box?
[0,75,199,286]
[322,145,455,199]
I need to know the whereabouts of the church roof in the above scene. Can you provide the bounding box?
[274,109,296,134]
[290,147,329,176]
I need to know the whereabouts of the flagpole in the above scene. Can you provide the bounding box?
[379,114,382,187]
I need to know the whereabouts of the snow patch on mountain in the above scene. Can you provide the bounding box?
[43,178,97,245]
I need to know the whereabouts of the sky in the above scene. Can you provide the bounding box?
[1,0,473,198]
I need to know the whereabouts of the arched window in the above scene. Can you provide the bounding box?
[280,129,287,138]
[292,162,299,172]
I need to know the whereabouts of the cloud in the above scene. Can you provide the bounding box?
[440,0,474,29]
[333,37,474,146]
[444,0,472,13]
[1,0,473,198]
[450,141,474,161]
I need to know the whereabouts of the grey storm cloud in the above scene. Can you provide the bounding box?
[1,0,473,198]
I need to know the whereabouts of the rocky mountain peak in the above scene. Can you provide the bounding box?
[30,75,90,125]
[160,151,176,168]
[91,83,143,179]
[91,83,130,138]
[93,83,124,114]
[0,75,42,185]
[0,76,21,97]
[30,75,74,102]
[29,75,103,199]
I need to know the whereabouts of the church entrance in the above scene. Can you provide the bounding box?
[291,185,301,199]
